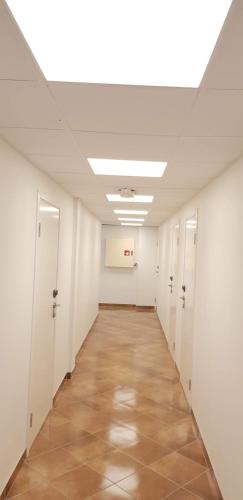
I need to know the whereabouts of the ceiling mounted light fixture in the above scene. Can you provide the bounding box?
[118,218,145,222]
[106,194,153,203]
[6,0,232,87]
[121,223,143,226]
[88,158,167,177]
[114,210,148,215]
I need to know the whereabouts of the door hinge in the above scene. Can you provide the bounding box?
[177,237,180,246]
[194,233,197,245]
[154,297,157,304]
[173,342,176,351]
[29,412,33,428]
[189,379,192,391]
[38,222,41,238]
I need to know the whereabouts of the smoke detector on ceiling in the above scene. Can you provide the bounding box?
[118,187,136,198]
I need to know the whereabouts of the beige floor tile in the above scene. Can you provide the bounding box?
[123,413,164,438]
[95,423,140,449]
[52,465,112,499]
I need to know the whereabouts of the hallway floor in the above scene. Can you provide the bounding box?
[7,310,220,500]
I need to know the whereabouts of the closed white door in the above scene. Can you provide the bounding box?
[28,197,60,447]
[180,214,197,405]
[168,223,180,358]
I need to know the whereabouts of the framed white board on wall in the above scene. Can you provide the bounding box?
[105,238,135,268]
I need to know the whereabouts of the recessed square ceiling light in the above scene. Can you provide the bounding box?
[121,223,143,226]
[88,159,167,177]
[118,218,145,222]
[6,0,232,87]
[114,210,148,215]
[106,194,153,203]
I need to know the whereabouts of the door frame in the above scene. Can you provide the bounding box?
[179,209,198,406]
[26,192,60,450]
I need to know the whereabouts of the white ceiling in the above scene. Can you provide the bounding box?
[0,0,243,226]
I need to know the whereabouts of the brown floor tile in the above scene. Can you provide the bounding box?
[10,310,220,500]
[52,464,112,499]
[123,435,171,465]
[178,439,208,467]
[152,418,198,451]
[44,422,90,447]
[186,470,220,500]
[165,489,202,500]
[27,448,80,479]
[95,423,139,449]
[65,434,115,463]
[88,449,142,483]
[6,464,43,498]
[7,482,68,499]
[27,431,58,459]
[123,413,164,438]
[89,484,133,498]
[117,466,178,499]
[149,451,206,485]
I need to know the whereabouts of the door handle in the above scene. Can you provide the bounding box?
[168,284,173,294]
[52,303,61,318]
[179,296,185,309]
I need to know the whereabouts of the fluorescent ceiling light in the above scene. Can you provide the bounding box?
[121,223,143,226]
[88,159,167,177]
[6,0,232,87]
[118,218,145,222]
[106,194,153,203]
[114,210,148,215]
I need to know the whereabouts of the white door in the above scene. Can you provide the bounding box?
[28,197,60,447]
[168,223,180,358]
[180,214,197,405]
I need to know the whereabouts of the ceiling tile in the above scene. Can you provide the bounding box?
[0,81,64,128]
[27,154,90,174]
[201,0,243,90]
[174,136,243,163]
[0,128,77,156]
[0,1,41,81]
[184,89,243,137]
[73,131,179,161]
[50,82,197,135]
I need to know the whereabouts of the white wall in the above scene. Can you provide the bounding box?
[0,139,101,494]
[157,160,243,500]
[72,201,101,356]
[100,225,157,306]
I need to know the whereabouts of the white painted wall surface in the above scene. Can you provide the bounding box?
[157,160,243,500]
[100,225,157,306]
[136,226,158,306]
[74,202,101,355]
[0,139,100,494]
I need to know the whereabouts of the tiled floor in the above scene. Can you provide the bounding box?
[7,310,221,500]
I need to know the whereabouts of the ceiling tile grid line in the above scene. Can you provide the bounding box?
[1,0,243,225]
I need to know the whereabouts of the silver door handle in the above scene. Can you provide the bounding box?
[179,296,185,308]
[52,303,61,318]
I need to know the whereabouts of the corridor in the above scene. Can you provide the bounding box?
[6,310,219,500]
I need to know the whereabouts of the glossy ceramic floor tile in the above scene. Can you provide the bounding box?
[7,310,221,499]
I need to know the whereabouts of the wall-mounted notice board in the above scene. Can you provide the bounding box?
[105,238,135,268]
